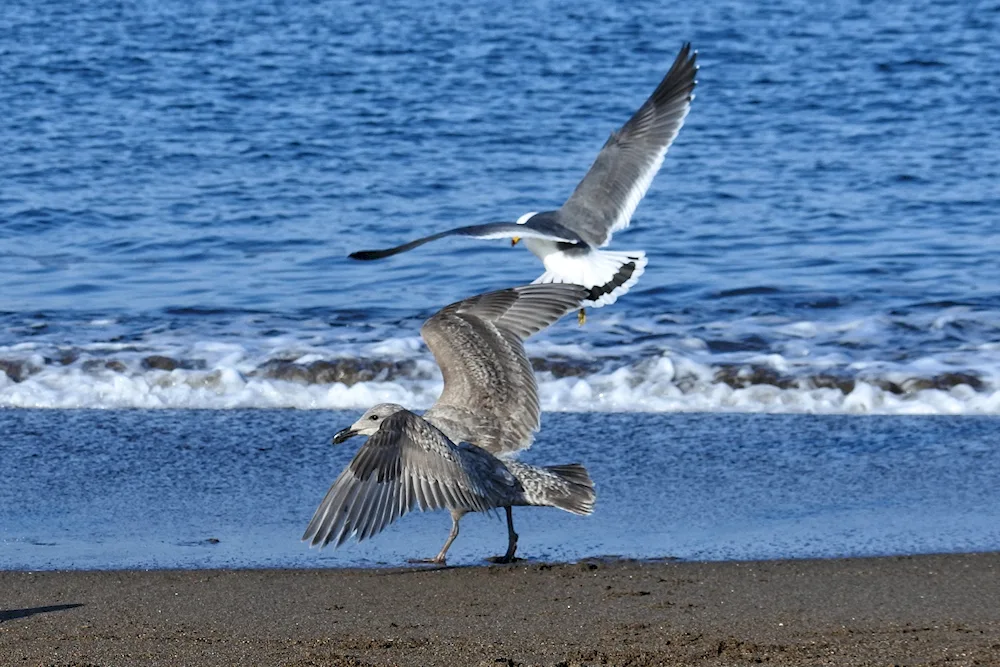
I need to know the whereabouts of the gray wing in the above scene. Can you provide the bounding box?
[557,43,698,247]
[421,283,588,456]
[349,222,581,261]
[302,410,514,548]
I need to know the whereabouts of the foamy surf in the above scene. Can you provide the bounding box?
[2,343,996,414]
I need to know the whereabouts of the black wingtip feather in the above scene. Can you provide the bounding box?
[349,250,388,261]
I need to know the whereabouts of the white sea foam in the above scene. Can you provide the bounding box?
[2,343,997,414]
[3,304,999,413]
[537,356,998,415]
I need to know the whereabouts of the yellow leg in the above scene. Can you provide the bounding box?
[577,308,587,326]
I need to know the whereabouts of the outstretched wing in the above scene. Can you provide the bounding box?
[558,43,698,247]
[302,410,513,548]
[421,283,587,456]
[349,222,581,261]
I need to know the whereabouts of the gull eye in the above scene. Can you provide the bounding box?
[369,415,379,421]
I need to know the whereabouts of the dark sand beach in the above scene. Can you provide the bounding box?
[3,553,999,666]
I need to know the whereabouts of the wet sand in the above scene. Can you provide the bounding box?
[2,553,999,666]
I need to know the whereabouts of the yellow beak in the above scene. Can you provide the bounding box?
[511,237,520,246]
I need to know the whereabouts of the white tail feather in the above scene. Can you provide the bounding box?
[532,248,647,308]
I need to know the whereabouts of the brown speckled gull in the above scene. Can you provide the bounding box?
[302,283,596,564]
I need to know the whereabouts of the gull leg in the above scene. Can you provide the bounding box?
[409,510,463,565]
[488,507,519,564]
[577,308,587,326]
[503,506,519,561]
[433,511,462,563]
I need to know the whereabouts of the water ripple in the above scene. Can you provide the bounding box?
[1,0,998,411]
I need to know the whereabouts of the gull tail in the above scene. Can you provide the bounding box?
[542,463,596,515]
[506,461,596,516]
[533,249,647,308]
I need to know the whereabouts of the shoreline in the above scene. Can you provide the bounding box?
[3,552,999,666]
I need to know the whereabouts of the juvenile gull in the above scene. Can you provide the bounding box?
[302,284,596,564]
[349,43,698,322]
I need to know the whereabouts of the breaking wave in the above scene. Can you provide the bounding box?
[2,336,997,414]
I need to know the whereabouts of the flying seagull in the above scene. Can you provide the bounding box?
[349,43,698,324]
[302,283,596,564]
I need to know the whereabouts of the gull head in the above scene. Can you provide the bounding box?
[332,403,406,444]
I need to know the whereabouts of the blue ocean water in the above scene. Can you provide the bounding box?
[4,410,1000,569]
[2,0,1000,412]
[3,2,1000,569]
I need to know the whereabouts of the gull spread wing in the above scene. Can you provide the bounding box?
[421,283,587,456]
[557,43,698,247]
[302,410,516,548]
[349,222,582,261]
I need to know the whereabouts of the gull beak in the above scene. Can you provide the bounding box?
[331,428,358,445]
[577,308,587,326]
[511,237,520,246]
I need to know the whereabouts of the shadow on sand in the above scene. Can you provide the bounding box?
[0,603,84,623]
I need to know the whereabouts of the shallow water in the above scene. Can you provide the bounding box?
[2,0,1000,413]
[3,410,999,569]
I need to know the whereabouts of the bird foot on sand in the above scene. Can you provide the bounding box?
[407,557,446,565]
[485,555,523,564]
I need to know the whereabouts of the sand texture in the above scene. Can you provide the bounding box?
[2,553,999,666]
